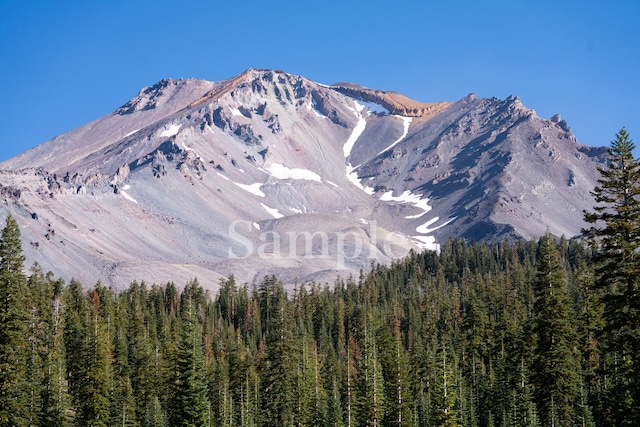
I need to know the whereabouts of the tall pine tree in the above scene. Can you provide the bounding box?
[583,128,640,425]
[77,289,113,427]
[531,234,580,426]
[168,280,209,427]
[259,276,296,427]
[0,214,30,426]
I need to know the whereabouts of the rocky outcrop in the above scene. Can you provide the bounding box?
[0,184,21,202]
[0,69,607,292]
[116,78,179,114]
[332,85,453,118]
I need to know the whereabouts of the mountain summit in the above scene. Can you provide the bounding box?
[0,69,607,290]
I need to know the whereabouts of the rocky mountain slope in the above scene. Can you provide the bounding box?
[0,69,607,291]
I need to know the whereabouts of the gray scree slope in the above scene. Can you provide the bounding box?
[0,69,607,292]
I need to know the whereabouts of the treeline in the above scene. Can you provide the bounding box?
[0,128,639,427]
[0,223,628,426]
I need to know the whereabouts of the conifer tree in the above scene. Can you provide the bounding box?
[24,265,46,426]
[77,289,113,427]
[583,128,640,424]
[143,395,168,427]
[357,318,385,427]
[294,335,317,427]
[168,281,209,427]
[110,317,138,427]
[531,234,580,427]
[260,276,296,427]
[126,282,156,422]
[40,273,71,426]
[225,333,259,427]
[378,315,411,427]
[26,264,71,426]
[0,214,30,425]
[63,278,88,422]
[430,342,459,427]
[462,294,490,426]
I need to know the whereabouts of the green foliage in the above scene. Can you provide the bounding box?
[583,128,640,425]
[531,234,580,426]
[77,289,113,427]
[3,177,640,426]
[0,215,30,426]
[259,276,297,427]
[28,265,71,426]
[168,280,209,427]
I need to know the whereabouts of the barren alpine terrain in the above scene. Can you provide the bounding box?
[0,69,607,291]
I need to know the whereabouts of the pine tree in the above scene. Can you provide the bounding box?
[224,332,259,427]
[167,281,209,427]
[110,315,138,427]
[77,289,113,427]
[378,315,411,427]
[357,317,385,427]
[531,234,580,427]
[126,282,156,424]
[26,264,71,426]
[0,214,30,425]
[462,293,490,426]
[583,128,640,424]
[259,276,296,427]
[43,275,72,427]
[143,395,168,427]
[294,335,317,427]
[574,264,601,427]
[24,265,46,426]
[63,278,88,423]
[430,342,459,427]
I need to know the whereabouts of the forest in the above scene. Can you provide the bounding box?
[0,130,638,427]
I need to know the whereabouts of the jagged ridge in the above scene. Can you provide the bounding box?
[0,69,607,292]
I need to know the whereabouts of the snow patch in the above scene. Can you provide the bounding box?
[290,207,303,214]
[411,235,439,251]
[160,124,182,138]
[120,190,138,204]
[216,172,230,181]
[326,180,340,188]
[379,189,448,250]
[378,116,413,155]
[230,107,243,116]
[261,203,283,219]
[343,100,376,195]
[125,129,139,138]
[253,222,261,231]
[346,165,375,195]
[343,101,367,158]
[379,190,432,215]
[357,99,390,116]
[234,182,265,197]
[416,217,455,234]
[266,163,321,182]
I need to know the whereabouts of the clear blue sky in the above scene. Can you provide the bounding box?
[1,0,639,162]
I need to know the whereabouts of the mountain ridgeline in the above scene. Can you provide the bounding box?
[0,69,607,290]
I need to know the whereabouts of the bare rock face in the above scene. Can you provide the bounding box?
[0,69,606,293]
[331,85,453,118]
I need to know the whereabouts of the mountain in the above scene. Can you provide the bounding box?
[0,69,607,291]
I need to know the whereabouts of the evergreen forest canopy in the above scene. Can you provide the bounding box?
[0,128,638,426]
